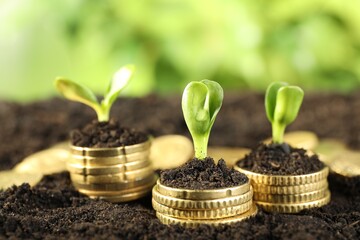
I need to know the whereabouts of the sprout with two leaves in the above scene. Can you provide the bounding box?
[55,65,135,122]
[265,82,304,144]
[182,80,223,160]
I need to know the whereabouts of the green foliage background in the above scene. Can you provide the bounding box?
[1,0,360,102]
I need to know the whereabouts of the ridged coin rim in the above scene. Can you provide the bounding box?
[152,185,253,210]
[251,179,328,194]
[234,166,328,186]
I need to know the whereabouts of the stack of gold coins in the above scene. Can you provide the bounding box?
[67,140,156,202]
[234,166,330,213]
[152,180,257,227]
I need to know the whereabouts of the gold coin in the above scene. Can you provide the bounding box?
[251,179,328,194]
[156,204,258,227]
[152,185,253,210]
[71,174,156,191]
[328,150,360,177]
[68,150,150,166]
[89,187,152,203]
[156,180,250,200]
[152,198,253,220]
[70,165,154,184]
[150,135,194,170]
[78,177,157,196]
[66,159,150,175]
[256,191,331,213]
[253,187,328,204]
[70,140,151,157]
[315,139,347,165]
[234,166,329,186]
[14,148,68,175]
[208,147,250,167]
[0,170,43,189]
[264,131,319,150]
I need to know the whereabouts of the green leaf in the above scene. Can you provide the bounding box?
[201,79,224,126]
[182,80,223,159]
[265,82,288,123]
[274,86,304,126]
[102,64,135,108]
[54,78,99,110]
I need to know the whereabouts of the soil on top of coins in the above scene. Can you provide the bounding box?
[71,119,148,148]
[237,143,325,175]
[1,93,360,239]
[160,158,248,189]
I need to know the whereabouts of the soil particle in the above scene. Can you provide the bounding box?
[71,119,148,148]
[160,158,248,189]
[237,143,325,175]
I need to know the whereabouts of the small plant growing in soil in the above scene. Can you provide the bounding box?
[55,65,135,122]
[182,80,223,159]
[265,82,304,144]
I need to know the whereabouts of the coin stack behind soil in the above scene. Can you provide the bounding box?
[67,140,156,202]
[234,166,330,213]
[152,180,257,227]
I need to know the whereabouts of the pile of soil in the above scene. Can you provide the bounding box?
[237,143,325,175]
[1,92,360,239]
[71,119,148,148]
[160,158,248,189]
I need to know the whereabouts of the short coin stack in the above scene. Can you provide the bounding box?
[234,166,330,213]
[152,180,257,227]
[67,140,156,202]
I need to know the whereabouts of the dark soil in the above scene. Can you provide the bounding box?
[71,119,148,148]
[160,158,248,189]
[1,93,360,239]
[237,143,325,175]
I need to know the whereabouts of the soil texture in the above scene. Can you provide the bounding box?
[1,93,360,239]
[237,143,325,175]
[160,158,248,189]
[71,119,148,148]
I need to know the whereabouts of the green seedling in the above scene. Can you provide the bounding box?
[55,65,135,122]
[265,82,304,144]
[182,80,223,159]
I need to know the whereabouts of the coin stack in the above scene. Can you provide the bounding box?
[234,166,330,213]
[152,180,257,227]
[67,140,156,202]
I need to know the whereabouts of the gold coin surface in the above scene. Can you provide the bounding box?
[152,198,253,219]
[14,148,68,175]
[152,185,253,210]
[208,147,250,167]
[150,135,194,170]
[71,140,151,158]
[253,187,328,204]
[234,166,329,186]
[156,204,258,227]
[78,177,157,196]
[89,187,152,203]
[0,171,43,190]
[251,179,328,195]
[68,150,150,166]
[72,174,156,191]
[70,165,154,184]
[256,191,331,213]
[328,150,360,177]
[264,131,319,150]
[315,139,347,165]
[67,159,150,175]
[156,180,250,200]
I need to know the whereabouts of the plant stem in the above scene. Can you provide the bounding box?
[96,106,110,122]
[193,134,209,160]
[272,122,286,144]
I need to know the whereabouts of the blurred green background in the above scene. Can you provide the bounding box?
[1,0,360,102]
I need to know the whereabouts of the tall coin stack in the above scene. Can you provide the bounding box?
[152,180,258,227]
[67,140,156,202]
[235,166,330,213]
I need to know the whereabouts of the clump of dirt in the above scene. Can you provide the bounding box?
[237,143,325,175]
[160,158,248,189]
[71,119,148,148]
